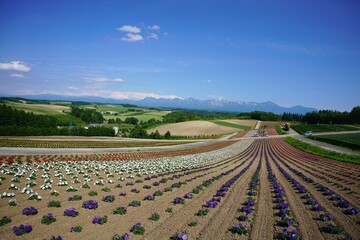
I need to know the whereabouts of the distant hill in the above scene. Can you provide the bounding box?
[0,94,317,114]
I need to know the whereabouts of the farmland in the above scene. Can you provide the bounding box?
[211,120,253,130]
[147,121,239,136]
[5,102,69,115]
[0,138,191,149]
[80,104,170,122]
[1,139,359,239]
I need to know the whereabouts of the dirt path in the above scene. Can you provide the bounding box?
[250,154,274,240]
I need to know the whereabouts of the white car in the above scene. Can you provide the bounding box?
[304,131,313,136]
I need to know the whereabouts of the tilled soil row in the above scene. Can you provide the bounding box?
[273,139,360,184]
[270,141,360,206]
[272,140,360,196]
[267,141,360,239]
[146,143,262,239]
[0,141,259,239]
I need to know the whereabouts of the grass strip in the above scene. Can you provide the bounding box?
[284,136,360,165]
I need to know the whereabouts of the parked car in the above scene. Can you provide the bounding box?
[304,131,313,136]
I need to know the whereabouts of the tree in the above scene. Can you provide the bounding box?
[124,117,139,125]
[164,131,171,139]
[350,106,360,124]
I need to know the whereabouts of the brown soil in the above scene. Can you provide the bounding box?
[1,139,360,239]
[223,120,258,128]
[148,121,238,136]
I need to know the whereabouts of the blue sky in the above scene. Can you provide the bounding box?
[0,0,359,111]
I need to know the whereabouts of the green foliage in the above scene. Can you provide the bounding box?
[196,209,209,216]
[70,106,104,123]
[149,213,160,221]
[124,117,139,125]
[129,126,148,138]
[275,125,286,135]
[164,130,171,139]
[291,124,359,134]
[165,207,173,213]
[88,191,98,196]
[284,137,360,165]
[164,110,239,123]
[309,133,360,151]
[0,216,11,226]
[72,226,82,233]
[188,221,198,227]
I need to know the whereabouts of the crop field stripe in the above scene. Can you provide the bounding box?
[271,139,360,196]
[211,120,252,130]
[148,142,260,239]
[195,145,262,239]
[272,141,360,207]
[1,139,360,239]
[266,143,330,239]
[267,140,360,239]
[250,148,274,239]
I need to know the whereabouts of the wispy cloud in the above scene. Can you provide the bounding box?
[117,66,164,73]
[261,41,321,55]
[10,73,25,78]
[147,25,160,30]
[0,61,31,72]
[67,86,79,90]
[117,25,141,33]
[121,33,143,42]
[106,91,180,100]
[82,76,126,89]
[203,79,213,84]
[148,33,158,40]
[113,78,124,82]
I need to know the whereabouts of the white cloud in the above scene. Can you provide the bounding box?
[203,80,213,84]
[147,25,160,30]
[113,78,125,82]
[117,25,141,33]
[148,33,158,40]
[121,33,143,42]
[10,73,25,78]
[106,91,180,100]
[0,61,31,72]
[83,76,109,82]
[67,86,79,90]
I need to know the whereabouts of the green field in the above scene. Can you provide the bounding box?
[6,102,69,115]
[211,120,252,130]
[309,133,360,151]
[81,104,129,113]
[105,111,170,122]
[291,124,360,134]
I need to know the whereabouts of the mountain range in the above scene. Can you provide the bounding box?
[2,94,317,114]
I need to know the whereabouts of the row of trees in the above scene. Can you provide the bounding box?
[281,106,360,124]
[70,106,104,123]
[0,104,58,127]
[128,126,171,139]
[0,104,114,136]
[0,126,115,136]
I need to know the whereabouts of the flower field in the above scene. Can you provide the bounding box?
[1,139,359,239]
